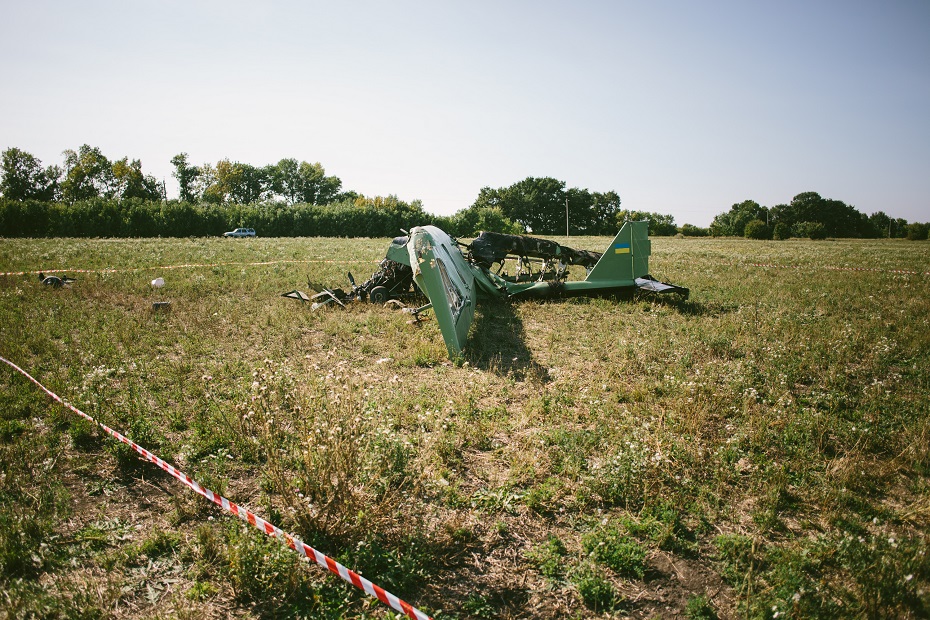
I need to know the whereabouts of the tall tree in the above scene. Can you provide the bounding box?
[473,177,628,235]
[565,187,593,235]
[196,163,221,203]
[472,177,564,234]
[589,191,623,235]
[616,209,678,236]
[0,147,61,201]
[61,145,114,202]
[710,200,768,236]
[271,157,300,203]
[112,157,161,201]
[868,211,892,238]
[171,153,201,203]
[892,218,909,238]
[202,159,270,204]
[271,158,342,205]
[906,222,929,241]
[770,192,873,238]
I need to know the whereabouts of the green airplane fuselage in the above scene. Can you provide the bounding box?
[393,221,671,358]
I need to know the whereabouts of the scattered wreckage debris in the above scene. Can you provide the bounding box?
[283,234,424,310]
[469,231,603,275]
[285,222,688,357]
[39,273,76,288]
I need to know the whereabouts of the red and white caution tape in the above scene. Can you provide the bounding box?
[745,262,929,276]
[0,258,380,278]
[5,258,927,279]
[0,355,432,620]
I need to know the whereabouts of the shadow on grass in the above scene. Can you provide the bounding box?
[465,299,550,382]
[630,290,720,316]
[464,292,715,378]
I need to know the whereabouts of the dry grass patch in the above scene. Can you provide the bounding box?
[2,235,928,618]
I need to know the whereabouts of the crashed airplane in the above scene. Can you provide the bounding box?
[284,221,688,358]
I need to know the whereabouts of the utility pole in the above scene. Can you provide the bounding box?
[566,197,569,237]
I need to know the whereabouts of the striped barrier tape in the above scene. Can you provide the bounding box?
[745,262,929,276]
[0,355,433,620]
[4,259,927,279]
[1,258,381,278]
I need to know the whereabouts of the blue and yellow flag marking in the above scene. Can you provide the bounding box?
[614,243,631,254]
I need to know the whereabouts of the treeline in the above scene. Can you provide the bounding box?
[470,176,690,236]
[18,145,922,242]
[0,145,514,238]
[170,153,344,206]
[0,193,705,240]
[0,145,348,207]
[5,146,686,238]
[711,193,929,240]
[0,196,438,238]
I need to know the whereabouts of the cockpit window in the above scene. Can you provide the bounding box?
[435,257,466,321]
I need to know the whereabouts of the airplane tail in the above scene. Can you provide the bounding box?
[585,221,651,282]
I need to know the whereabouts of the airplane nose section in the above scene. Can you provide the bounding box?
[405,226,476,357]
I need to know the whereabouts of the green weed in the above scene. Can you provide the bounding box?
[225,523,332,617]
[470,486,522,514]
[461,593,497,618]
[582,521,647,579]
[136,528,181,559]
[525,534,568,580]
[685,593,718,619]
[186,580,218,601]
[570,561,621,611]
[628,502,698,554]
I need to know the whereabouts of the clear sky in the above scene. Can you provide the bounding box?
[2,0,928,226]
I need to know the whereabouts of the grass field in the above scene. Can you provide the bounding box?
[1,235,928,619]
